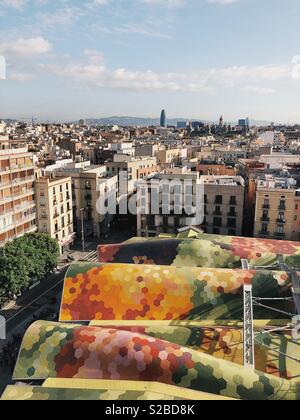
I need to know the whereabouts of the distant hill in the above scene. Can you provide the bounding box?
[82,116,273,127]
[84,116,186,126]
[1,118,18,124]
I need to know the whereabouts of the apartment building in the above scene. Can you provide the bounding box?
[0,139,36,247]
[106,155,158,194]
[135,144,161,158]
[137,172,201,237]
[155,148,182,166]
[254,175,299,241]
[108,142,135,157]
[35,176,74,254]
[196,161,236,176]
[52,163,118,239]
[200,176,245,236]
[259,153,300,170]
[211,148,247,164]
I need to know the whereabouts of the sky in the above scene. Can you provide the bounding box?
[1,0,300,122]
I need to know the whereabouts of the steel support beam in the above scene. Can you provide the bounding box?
[243,285,255,370]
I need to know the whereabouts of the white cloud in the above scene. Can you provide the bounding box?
[38,51,290,94]
[207,0,239,4]
[0,0,27,10]
[0,36,52,59]
[142,0,185,7]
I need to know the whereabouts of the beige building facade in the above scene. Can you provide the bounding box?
[137,172,201,237]
[52,164,118,240]
[254,176,299,241]
[35,176,74,253]
[200,176,245,236]
[0,140,36,247]
[106,155,158,193]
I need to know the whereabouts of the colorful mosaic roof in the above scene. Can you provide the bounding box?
[11,321,300,400]
[4,233,300,400]
[2,379,233,400]
[60,263,292,322]
[98,236,300,269]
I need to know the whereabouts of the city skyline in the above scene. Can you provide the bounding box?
[1,0,300,122]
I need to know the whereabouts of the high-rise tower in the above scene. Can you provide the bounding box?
[160,109,167,128]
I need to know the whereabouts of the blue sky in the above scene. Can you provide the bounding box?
[0,0,300,122]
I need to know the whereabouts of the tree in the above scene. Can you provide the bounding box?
[0,233,60,303]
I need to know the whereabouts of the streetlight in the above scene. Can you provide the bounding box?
[80,208,85,252]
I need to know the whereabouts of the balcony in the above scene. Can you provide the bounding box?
[275,232,285,239]
[278,205,286,211]
[261,217,270,222]
[227,223,237,229]
[262,204,270,209]
[259,231,270,236]
[0,181,11,190]
[0,223,14,234]
[0,213,36,234]
[11,176,34,185]
[276,218,286,224]
[228,213,237,218]
[213,211,223,216]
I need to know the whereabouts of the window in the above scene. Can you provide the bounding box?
[213,217,222,227]
[227,218,236,228]
[277,225,284,234]
[279,199,286,210]
[215,195,223,205]
[229,196,237,205]
[214,206,222,215]
[229,207,236,217]
[262,210,269,220]
[261,223,268,233]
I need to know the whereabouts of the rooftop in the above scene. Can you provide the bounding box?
[200,175,245,187]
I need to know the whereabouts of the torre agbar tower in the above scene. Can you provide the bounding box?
[160,109,167,127]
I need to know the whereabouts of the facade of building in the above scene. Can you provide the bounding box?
[106,155,158,194]
[0,140,37,247]
[137,172,201,237]
[135,144,161,158]
[254,176,299,241]
[35,176,74,254]
[196,161,236,176]
[200,175,245,236]
[155,148,182,166]
[52,164,118,240]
